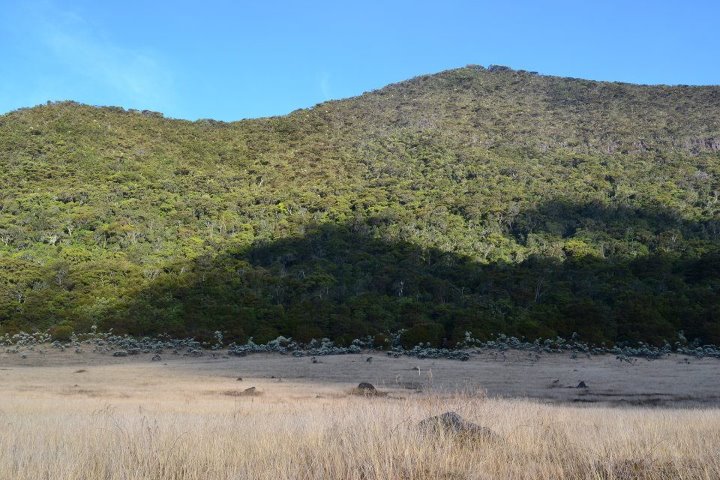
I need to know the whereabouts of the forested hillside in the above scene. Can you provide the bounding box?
[1,65,719,346]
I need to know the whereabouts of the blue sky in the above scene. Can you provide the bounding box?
[1,0,718,121]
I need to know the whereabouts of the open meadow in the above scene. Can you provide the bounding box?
[1,350,720,479]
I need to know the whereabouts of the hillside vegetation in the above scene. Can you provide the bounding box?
[1,65,719,346]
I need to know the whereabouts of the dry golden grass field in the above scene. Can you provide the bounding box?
[1,350,720,479]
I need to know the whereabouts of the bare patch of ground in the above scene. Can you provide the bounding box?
[2,348,719,406]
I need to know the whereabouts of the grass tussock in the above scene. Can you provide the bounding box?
[1,387,719,480]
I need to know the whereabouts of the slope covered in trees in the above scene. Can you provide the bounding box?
[1,65,719,346]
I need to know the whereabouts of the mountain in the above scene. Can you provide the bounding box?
[1,65,719,346]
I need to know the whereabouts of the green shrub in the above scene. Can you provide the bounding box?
[49,324,74,342]
[401,322,445,348]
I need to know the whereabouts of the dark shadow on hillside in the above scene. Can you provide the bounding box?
[510,199,720,245]
[103,201,720,347]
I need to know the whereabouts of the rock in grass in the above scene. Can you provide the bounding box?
[151,354,162,361]
[418,411,498,441]
[223,386,261,397]
[351,382,387,396]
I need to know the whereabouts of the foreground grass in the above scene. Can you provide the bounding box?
[2,379,719,480]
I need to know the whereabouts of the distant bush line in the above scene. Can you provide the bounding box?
[5,329,720,362]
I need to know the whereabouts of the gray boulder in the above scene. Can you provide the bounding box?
[418,411,498,441]
[352,382,386,396]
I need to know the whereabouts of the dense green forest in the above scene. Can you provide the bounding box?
[1,65,719,346]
